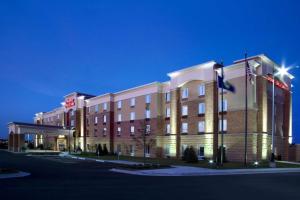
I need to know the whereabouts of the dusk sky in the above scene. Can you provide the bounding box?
[0,0,299,142]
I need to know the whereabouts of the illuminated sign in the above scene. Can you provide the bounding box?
[65,98,75,109]
[265,75,289,91]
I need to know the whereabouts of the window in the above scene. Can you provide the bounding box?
[219,119,227,131]
[117,101,122,109]
[198,121,205,133]
[181,123,188,133]
[182,105,188,116]
[145,94,151,104]
[198,146,205,157]
[57,114,60,119]
[87,107,90,113]
[130,112,135,121]
[70,120,75,127]
[182,88,189,99]
[117,144,121,154]
[145,144,150,156]
[165,92,171,102]
[166,107,171,118]
[95,104,99,113]
[219,99,228,112]
[117,114,122,122]
[103,127,107,135]
[71,110,75,116]
[181,144,188,156]
[130,126,135,134]
[117,127,121,135]
[198,103,205,114]
[86,118,89,126]
[94,116,98,124]
[146,125,151,134]
[130,98,135,107]
[103,102,108,111]
[145,109,151,119]
[166,124,171,134]
[164,144,170,155]
[129,145,135,156]
[103,115,107,123]
[198,84,205,96]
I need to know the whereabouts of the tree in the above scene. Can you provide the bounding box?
[96,144,103,156]
[132,120,156,164]
[103,144,109,155]
[183,146,198,163]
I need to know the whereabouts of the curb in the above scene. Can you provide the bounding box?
[0,171,30,179]
[110,167,300,177]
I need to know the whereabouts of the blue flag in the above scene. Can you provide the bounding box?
[218,75,235,93]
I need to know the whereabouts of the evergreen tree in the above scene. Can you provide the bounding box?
[103,144,108,155]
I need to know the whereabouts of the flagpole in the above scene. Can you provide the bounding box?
[220,62,224,166]
[244,53,248,167]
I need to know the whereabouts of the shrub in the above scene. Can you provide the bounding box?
[96,144,103,156]
[103,144,109,155]
[183,146,198,163]
[27,142,34,149]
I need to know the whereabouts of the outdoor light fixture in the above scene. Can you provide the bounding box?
[254,161,259,166]
[209,159,214,164]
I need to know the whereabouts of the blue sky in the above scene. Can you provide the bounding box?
[0,0,300,142]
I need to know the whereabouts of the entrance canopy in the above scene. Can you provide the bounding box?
[8,122,70,152]
[8,122,70,136]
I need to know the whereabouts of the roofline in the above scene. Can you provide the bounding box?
[8,122,65,129]
[167,60,216,78]
[234,54,294,79]
[113,81,161,96]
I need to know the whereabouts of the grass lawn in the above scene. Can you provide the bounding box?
[74,152,300,169]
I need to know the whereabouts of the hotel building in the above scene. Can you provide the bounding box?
[8,54,294,162]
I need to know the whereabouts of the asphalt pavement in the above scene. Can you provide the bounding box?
[1,150,300,200]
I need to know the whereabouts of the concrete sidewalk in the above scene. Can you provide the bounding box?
[110,166,300,176]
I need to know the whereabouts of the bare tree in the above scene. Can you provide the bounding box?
[132,120,156,164]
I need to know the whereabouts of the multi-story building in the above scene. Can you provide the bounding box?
[9,54,294,162]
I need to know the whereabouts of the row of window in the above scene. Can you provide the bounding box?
[165,119,227,134]
[181,84,206,99]
[117,124,151,135]
[164,144,205,157]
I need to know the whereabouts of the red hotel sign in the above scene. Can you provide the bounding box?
[265,75,289,91]
[65,98,75,109]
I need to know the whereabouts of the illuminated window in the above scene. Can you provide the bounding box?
[219,119,227,131]
[71,120,75,127]
[198,103,205,114]
[145,94,151,104]
[117,127,121,135]
[164,144,170,155]
[198,121,205,133]
[103,115,107,123]
[117,114,122,122]
[166,107,171,118]
[94,116,98,124]
[182,105,188,116]
[71,110,75,116]
[95,104,99,113]
[182,88,189,99]
[129,145,135,156]
[166,124,170,134]
[146,125,151,134]
[181,123,188,133]
[130,126,135,134]
[219,99,228,112]
[197,146,205,157]
[117,101,122,109]
[103,102,108,111]
[165,92,171,102]
[198,84,205,96]
[130,98,135,107]
[145,109,151,119]
[103,127,107,135]
[130,112,135,121]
